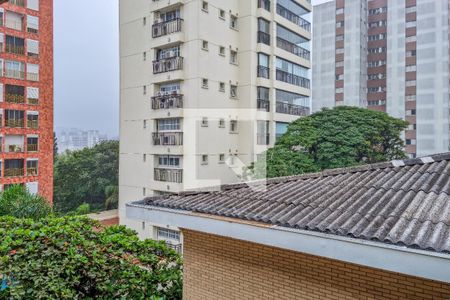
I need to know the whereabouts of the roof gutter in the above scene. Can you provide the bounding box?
[126,202,450,283]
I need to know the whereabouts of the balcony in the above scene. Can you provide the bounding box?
[5,44,25,55]
[152,18,183,38]
[276,37,310,60]
[27,120,39,129]
[27,72,39,81]
[152,93,183,110]
[6,144,24,153]
[257,0,271,11]
[276,4,311,32]
[257,133,270,145]
[28,98,39,105]
[27,167,38,176]
[4,168,24,177]
[9,0,25,7]
[257,99,270,112]
[27,144,38,152]
[5,69,25,80]
[276,69,310,88]
[257,31,270,46]
[276,102,310,116]
[257,66,270,79]
[154,168,183,183]
[152,132,183,146]
[153,56,183,74]
[6,119,24,128]
[5,93,25,104]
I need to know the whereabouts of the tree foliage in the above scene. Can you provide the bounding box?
[53,141,119,213]
[0,217,182,299]
[0,185,52,220]
[249,107,408,178]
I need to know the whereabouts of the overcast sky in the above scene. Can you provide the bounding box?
[54,0,330,137]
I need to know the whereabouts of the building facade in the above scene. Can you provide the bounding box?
[56,128,108,153]
[312,0,450,158]
[0,0,53,200]
[119,0,312,239]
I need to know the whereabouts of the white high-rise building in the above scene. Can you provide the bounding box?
[119,0,312,241]
[312,0,450,158]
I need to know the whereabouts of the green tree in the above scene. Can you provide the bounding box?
[249,106,408,178]
[0,185,52,220]
[53,140,119,214]
[0,217,182,299]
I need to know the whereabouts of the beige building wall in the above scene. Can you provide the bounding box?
[119,0,312,239]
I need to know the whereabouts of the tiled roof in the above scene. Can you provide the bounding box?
[143,153,450,253]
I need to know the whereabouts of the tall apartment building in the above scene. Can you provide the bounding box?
[312,0,450,158]
[119,0,312,240]
[0,0,53,200]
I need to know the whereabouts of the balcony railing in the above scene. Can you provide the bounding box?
[27,120,38,129]
[27,144,38,152]
[276,69,310,88]
[5,44,25,55]
[6,145,24,153]
[152,18,183,38]
[276,102,310,116]
[5,69,25,80]
[4,168,24,177]
[166,242,183,254]
[153,56,183,74]
[28,98,39,105]
[6,119,24,128]
[257,66,270,79]
[276,37,310,60]
[257,31,270,45]
[257,99,270,112]
[152,132,183,146]
[27,72,39,81]
[276,4,311,32]
[257,0,271,11]
[27,167,38,176]
[9,0,25,7]
[5,20,23,31]
[152,93,183,110]
[154,168,183,183]
[257,133,270,145]
[5,94,25,104]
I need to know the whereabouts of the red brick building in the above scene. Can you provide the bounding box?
[0,0,53,201]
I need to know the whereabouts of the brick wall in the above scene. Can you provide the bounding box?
[182,229,450,300]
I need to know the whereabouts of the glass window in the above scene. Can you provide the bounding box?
[157,118,181,131]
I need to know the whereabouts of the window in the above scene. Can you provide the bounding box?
[201,117,208,127]
[406,6,416,14]
[143,120,147,129]
[406,95,416,101]
[230,120,238,133]
[406,36,417,43]
[257,120,270,145]
[201,155,209,165]
[219,82,225,92]
[335,48,344,54]
[219,154,225,163]
[6,35,24,55]
[219,46,225,56]
[5,11,23,31]
[335,88,344,94]
[202,40,208,50]
[406,50,416,57]
[368,100,386,106]
[258,18,270,45]
[336,35,344,41]
[27,113,38,129]
[230,85,237,98]
[156,45,180,59]
[230,15,238,29]
[202,78,209,89]
[368,7,387,15]
[219,9,225,19]
[368,34,387,41]
[335,74,343,81]
[143,17,146,26]
[27,160,38,176]
[26,15,39,34]
[257,53,270,78]
[143,154,147,162]
[408,124,417,130]
[406,21,416,28]
[230,50,238,65]
[27,63,39,81]
[157,118,181,131]
[157,227,180,241]
[27,0,39,11]
[406,109,416,116]
[336,8,344,14]
[158,155,181,168]
[202,1,208,12]
[367,73,386,80]
[143,85,147,95]
[336,21,344,28]
[406,139,416,145]
[336,61,344,68]
[143,52,146,61]
[219,119,225,128]
[406,80,416,87]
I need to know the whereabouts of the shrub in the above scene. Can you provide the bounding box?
[0,217,182,299]
[0,185,52,220]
